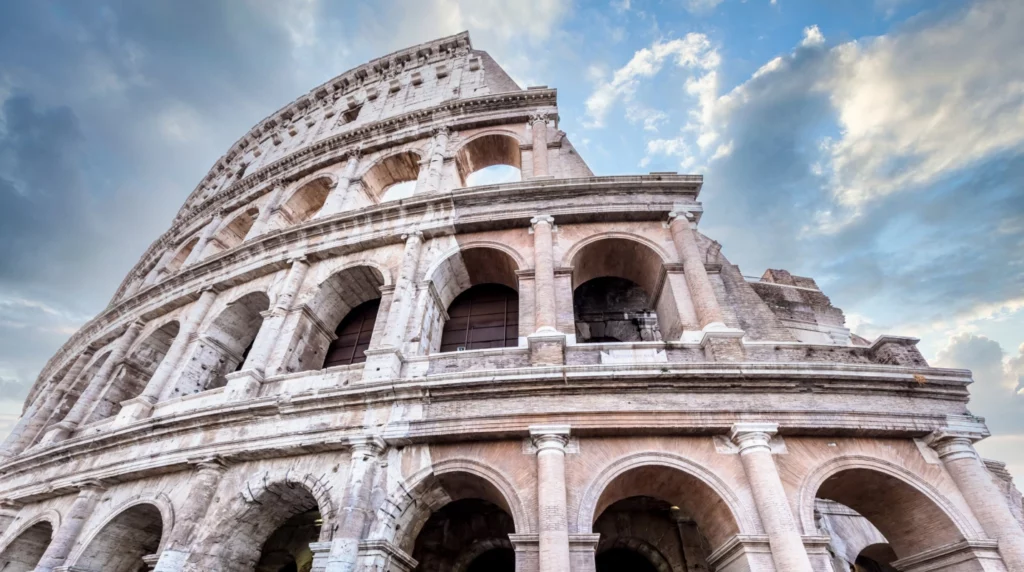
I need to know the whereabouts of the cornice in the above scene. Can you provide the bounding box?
[0,360,975,501]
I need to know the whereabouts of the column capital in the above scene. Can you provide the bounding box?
[530,214,555,227]
[729,422,779,453]
[529,424,570,452]
[529,112,553,125]
[0,498,24,512]
[401,230,424,242]
[126,319,147,332]
[925,430,981,461]
[72,479,108,495]
[432,124,451,138]
[191,456,231,474]
[348,435,387,458]
[286,255,309,266]
[667,210,697,226]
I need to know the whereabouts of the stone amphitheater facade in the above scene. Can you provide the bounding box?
[1,31,1022,572]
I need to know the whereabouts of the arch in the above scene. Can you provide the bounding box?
[425,245,522,310]
[857,542,898,571]
[184,470,335,572]
[86,319,181,423]
[207,206,260,254]
[370,458,531,557]
[451,538,515,572]
[275,175,335,227]
[69,497,172,572]
[798,455,979,558]
[296,264,387,371]
[568,236,673,343]
[361,150,422,201]
[576,452,754,550]
[173,290,270,394]
[163,235,201,275]
[454,131,523,187]
[0,511,59,571]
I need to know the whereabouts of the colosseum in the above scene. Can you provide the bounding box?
[0,32,1022,572]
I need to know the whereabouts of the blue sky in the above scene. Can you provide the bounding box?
[0,0,1021,478]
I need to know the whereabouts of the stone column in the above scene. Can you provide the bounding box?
[929,433,1024,570]
[0,499,23,537]
[326,436,386,572]
[242,257,310,373]
[153,459,229,572]
[530,114,550,178]
[0,353,91,459]
[182,215,222,268]
[116,289,218,424]
[317,153,360,218]
[382,232,423,350]
[142,250,176,287]
[41,321,144,443]
[730,423,813,572]
[531,216,557,333]
[34,482,106,572]
[424,127,449,193]
[530,425,571,572]
[667,211,725,329]
[245,181,287,240]
[363,232,423,382]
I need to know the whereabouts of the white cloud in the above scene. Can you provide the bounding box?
[611,0,631,13]
[686,0,725,13]
[584,34,719,129]
[800,25,824,47]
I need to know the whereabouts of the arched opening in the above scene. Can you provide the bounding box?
[391,471,520,572]
[571,239,669,343]
[43,353,110,434]
[589,464,740,569]
[856,543,898,572]
[0,520,53,571]
[173,292,269,396]
[363,152,420,202]
[813,468,968,564]
[324,299,380,367]
[298,265,385,372]
[186,482,326,572]
[274,177,333,228]
[208,208,260,254]
[86,321,180,423]
[74,504,164,572]
[440,284,519,352]
[455,134,522,187]
[164,236,200,275]
[426,247,521,354]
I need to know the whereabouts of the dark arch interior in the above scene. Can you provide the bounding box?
[466,547,515,572]
[596,548,658,572]
[279,178,332,225]
[254,508,321,572]
[323,298,381,367]
[364,152,421,201]
[574,277,660,343]
[75,504,163,572]
[0,520,53,571]
[412,498,514,572]
[441,284,519,352]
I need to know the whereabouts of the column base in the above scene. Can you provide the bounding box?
[893,540,1007,572]
[706,534,773,572]
[362,348,405,382]
[224,369,265,401]
[308,541,332,572]
[354,539,417,572]
[510,534,540,572]
[113,396,156,427]
[527,332,566,366]
[38,421,76,446]
[700,326,745,362]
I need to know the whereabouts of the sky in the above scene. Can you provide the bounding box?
[0,0,1021,480]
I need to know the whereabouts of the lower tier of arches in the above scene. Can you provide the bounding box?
[1,431,1021,572]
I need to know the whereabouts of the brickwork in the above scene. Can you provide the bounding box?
[0,31,1021,572]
